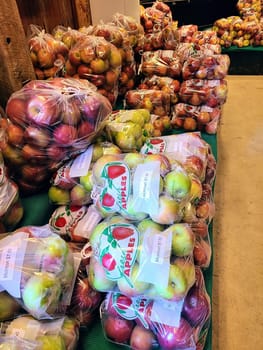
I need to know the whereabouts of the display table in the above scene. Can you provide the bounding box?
[222,45,263,75]
[19,132,217,350]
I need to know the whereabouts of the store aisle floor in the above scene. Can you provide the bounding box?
[212,75,263,350]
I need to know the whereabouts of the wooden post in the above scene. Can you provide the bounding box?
[73,0,92,28]
[0,0,35,108]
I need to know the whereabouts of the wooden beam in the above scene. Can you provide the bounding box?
[72,0,92,28]
[0,0,35,108]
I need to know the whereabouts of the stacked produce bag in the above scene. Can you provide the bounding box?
[0,1,224,349]
[213,0,263,47]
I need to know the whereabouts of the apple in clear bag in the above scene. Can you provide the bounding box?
[182,283,211,328]
[154,263,188,300]
[26,95,59,126]
[22,272,62,318]
[6,123,24,147]
[156,318,195,350]
[88,258,116,292]
[130,325,158,350]
[24,125,51,148]
[168,223,195,257]
[53,124,78,146]
[5,97,27,125]
[117,263,150,297]
[164,169,192,200]
[71,276,103,314]
[103,314,135,344]
[150,195,182,225]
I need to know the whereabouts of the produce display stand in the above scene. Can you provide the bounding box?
[222,46,263,75]
[19,132,217,350]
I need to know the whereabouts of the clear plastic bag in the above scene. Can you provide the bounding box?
[88,216,196,301]
[0,225,76,320]
[65,35,122,106]
[0,315,79,350]
[99,266,211,349]
[2,78,112,195]
[28,24,68,79]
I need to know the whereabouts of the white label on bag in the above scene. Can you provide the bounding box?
[0,232,28,298]
[133,161,160,216]
[69,145,93,177]
[150,298,184,327]
[151,234,167,264]
[0,246,17,281]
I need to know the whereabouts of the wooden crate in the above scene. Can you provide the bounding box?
[0,0,92,108]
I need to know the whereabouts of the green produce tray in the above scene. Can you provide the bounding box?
[19,132,217,350]
[222,45,263,75]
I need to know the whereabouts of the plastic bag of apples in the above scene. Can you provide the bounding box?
[90,22,137,96]
[89,151,199,223]
[0,224,76,320]
[28,24,69,80]
[171,103,222,134]
[48,142,122,206]
[0,315,80,350]
[140,133,216,224]
[0,151,24,232]
[88,214,196,302]
[64,35,122,107]
[66,241,104,327]
[99,266,211,350]
[1,77,112,195]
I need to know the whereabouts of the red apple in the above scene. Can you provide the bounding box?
[130,325,157,350]
[6,98,27,125]
[26,95,59,126]
[60,100,81,125]
[103,314,134,344]
[193,238,211,268]
[21,164,49,183]
[21,144,48,163]
[77,121,95,139]
[6,123,24,146]
[182,284,211,328]
[47,143,68,161]
[24,126,51,148]
[156,318,195,350]
[71,276,102,310]
[53,124,78,146]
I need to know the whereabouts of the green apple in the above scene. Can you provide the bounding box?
[70,184,91,205]
[48,186,70,205]
[89,221,109,251]
[154,264,187,300]
[189,174,202,203]
[172,257,195,291]
[137,219,164,234]
[37,335,66,350]
[121,195,148,221]
[79,170,93,192]
[164,169,191,200]
[168,223,195,257]
[117,263,149,296]
[150,195,182,225]
[88,258,116,292]
[123,152,144,169]
[22,272,62,318]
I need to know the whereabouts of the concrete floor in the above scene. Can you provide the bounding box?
[212,75,263,349]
